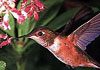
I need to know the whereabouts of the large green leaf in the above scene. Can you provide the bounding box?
[17,19,30,36]
[40,3,62,26]
[36,0,64,26]
[48,8,79,31]
[0,61,6,70]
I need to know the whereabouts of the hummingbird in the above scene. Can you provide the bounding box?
[12,12,100,69]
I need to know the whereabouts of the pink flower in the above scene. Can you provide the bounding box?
[0,34,7,39]
[0,34,12,48]
[0,37,12,48]
[0,0,46,30]
[20,0,46,21]
[0,0,16,30]
[35,0,45,12]
[0,0,25,29]
[11,9,25,24]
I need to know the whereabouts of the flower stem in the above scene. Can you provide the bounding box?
[16,61,25,70]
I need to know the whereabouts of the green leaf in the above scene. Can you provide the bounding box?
[36,0,64,26]
[40,3,61,26]
[0,61,6,70]
[17,19,30,36]
[48,8,79,31]
[43,0,64,8]
[92,7,99,13]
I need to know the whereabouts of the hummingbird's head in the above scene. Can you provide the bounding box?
[26,26,57,47]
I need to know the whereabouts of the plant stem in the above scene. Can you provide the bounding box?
[16,61,25,70]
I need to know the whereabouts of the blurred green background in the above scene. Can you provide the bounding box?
[0,0,100,70]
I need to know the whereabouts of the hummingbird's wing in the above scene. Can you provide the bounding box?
[63,6,93,34]
[71,13,100,50]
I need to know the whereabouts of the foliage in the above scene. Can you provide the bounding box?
[0,0,100,70]
[0,61,6,70]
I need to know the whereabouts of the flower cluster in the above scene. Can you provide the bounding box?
[0,0,45,30]
[0,0,45,47]
[0,0,16,30]
[20,0,46,21]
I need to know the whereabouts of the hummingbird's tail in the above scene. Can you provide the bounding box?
[89,61,100,69]
[90,63,100,69]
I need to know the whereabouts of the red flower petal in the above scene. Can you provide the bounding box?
[2,12,11,30]
[2,21,11,30]
[0,34,7,39]
[24,5,31,13]
[0,37,12,48]
[35,0,45,11]
[28,11,33,18]
[11,8,25,24]
[18,15,25,24]
[34,11,39,21]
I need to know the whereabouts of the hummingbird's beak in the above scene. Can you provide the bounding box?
[11,34,29,41]
[11,28,37,41]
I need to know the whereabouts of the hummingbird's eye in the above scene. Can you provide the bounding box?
[38,32,44,36]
